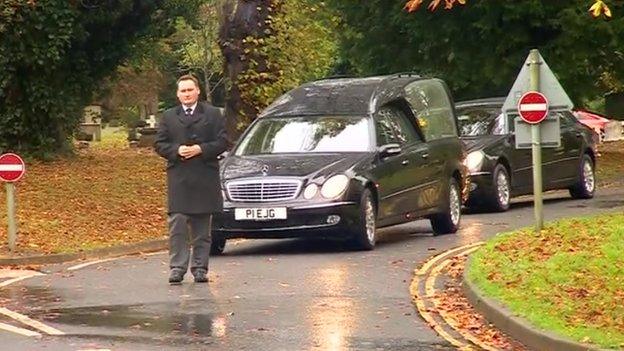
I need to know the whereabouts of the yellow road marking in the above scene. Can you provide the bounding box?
[411,259,471,349]
[417,242,484,276]
[427,248,500,351]
[424,258,452,298]
[0,307,64,335]
[0,321,41,337]
[411,243,486,350]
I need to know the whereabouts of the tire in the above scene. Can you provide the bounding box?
[350,188,377,250]
[486,164,511,212]
[210,234,227,255]
[430,178,461,235]
[569,154,595,199]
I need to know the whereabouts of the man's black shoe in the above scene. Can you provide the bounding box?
[193,270,208,283]
[169,270,184,284]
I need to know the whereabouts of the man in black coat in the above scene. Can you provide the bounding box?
[154,74,227,284]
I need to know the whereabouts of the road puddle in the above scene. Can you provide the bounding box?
[25,300,229,341]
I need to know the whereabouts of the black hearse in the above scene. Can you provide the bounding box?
[211,74,467,253]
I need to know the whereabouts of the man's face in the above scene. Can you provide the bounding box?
[177,79,200,106]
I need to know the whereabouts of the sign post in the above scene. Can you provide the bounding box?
[0,153,26,252]
[6,183,17,251]
[526,51,545,231]
[529,51,543,231]
[503,49,574,232]
[514,52,548,232]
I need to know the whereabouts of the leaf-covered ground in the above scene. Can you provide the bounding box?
[0,128,167,255]
[435,255,527,350]
[467,213,624,349]
[597,140,624,188]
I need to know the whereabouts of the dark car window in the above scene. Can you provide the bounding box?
[376,107,420,146]
[376,110,398,146]
[456,107,506,136]
[405,80,457,141]
[558,111,578,128]
[234,116,371,155]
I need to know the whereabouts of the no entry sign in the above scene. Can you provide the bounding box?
[518,91,549,124]
[0,153,26,182]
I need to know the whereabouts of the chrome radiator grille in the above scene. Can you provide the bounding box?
[226,178,302,202]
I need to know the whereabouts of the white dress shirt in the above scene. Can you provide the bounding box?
[183,102,198,115]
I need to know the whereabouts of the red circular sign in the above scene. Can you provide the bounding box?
[518,91,549,124]
[0,153,26,182]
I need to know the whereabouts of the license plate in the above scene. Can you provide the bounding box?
[234,207,287,221]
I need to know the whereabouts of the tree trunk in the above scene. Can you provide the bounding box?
[148,97,158,117]
[138,104,147,120]
[204,69,212,104]
[219,0,274,147]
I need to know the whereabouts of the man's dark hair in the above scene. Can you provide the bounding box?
[177,74,200,89]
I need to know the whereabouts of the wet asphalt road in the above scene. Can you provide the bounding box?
[1,188,624,351]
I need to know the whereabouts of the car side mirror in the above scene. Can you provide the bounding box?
[217,151,229,161]
[378,143,402,158]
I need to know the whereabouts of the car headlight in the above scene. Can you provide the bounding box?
[303,183,319,199]
[464,151,485,173]
[320,174,349,199]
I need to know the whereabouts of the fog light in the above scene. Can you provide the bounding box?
[326,215,341,225]
[470,183,478,191]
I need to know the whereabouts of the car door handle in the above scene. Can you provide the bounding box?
[421,153,429,159]
[401,159,410,166]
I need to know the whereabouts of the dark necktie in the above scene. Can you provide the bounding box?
[185,108,192,116]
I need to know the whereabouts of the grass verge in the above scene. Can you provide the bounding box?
[467,213,624,349]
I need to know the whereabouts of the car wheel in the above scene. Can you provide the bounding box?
[487,164,511,212]
[350,188,376,250]
[569,154,595,199]
[430,178,461,235]
[210,234,227,255]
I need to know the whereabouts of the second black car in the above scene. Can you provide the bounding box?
[456,97,597,212]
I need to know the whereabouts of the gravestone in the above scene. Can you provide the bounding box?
[137,127,158,148]
[146,115,157,128]
[604,121,624,142]
[80,105,102,141]
[605,92,624,121]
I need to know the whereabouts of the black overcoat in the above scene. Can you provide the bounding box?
[154,102,228,214]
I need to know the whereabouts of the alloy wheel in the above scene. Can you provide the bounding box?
[449,184,460,226]
[496,171,510,208]
[583,159,595,193]
[365,197,376,243]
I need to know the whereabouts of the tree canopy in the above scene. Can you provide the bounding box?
[331,0,624,104]
[405,0,614,19]
[0,0,199,158]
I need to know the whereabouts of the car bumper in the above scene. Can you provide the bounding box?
[213,201,360,239]
[468,171,493,197]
